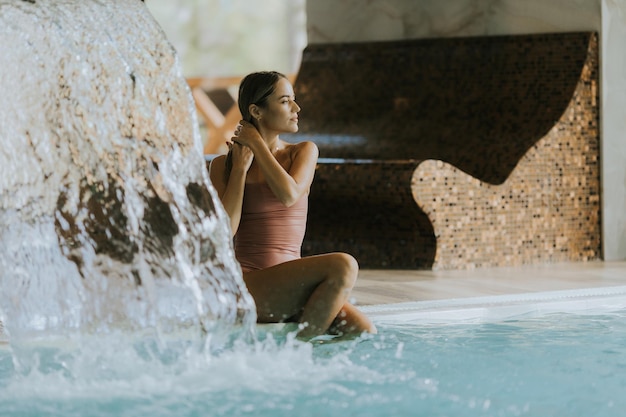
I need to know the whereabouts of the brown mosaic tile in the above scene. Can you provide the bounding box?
[412,33,600,269]
[285,32,601,269]
[304,161,436,268]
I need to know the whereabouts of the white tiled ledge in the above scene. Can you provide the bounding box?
[360,285,626,325]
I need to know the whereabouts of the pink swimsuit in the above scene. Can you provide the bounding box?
[235,182,308,272]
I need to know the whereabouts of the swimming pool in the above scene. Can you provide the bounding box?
[1,286,625,417]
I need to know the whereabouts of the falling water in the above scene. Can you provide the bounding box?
[0,0,255,344]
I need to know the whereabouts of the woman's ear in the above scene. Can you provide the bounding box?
[249,104,262,121]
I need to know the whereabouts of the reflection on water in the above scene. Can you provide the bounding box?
[0,0,254,344]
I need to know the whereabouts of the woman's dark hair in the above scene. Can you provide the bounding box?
[238,71,287,125]
[225,71,287,180]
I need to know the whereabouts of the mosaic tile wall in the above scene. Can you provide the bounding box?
[286,32,600,269]
[304,161,436,268]
[413,33,601,269]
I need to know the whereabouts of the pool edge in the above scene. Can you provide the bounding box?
[359,285,626,324]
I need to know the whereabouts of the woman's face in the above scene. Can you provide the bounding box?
[256,77,300,134]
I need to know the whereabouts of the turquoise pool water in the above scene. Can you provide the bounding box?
[1,294,626,417]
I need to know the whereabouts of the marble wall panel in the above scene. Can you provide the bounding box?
[601,0,626,260]
[307,0,600,43]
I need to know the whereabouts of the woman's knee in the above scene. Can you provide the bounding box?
[326,252,359,287]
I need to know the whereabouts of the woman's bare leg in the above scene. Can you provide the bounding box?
[243,252,376,338]
[329,302,376,336]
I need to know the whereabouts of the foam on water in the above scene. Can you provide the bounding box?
[0,328,386,417]
[2,306,626,417]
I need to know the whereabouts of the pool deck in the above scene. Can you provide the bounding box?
[352,260,626,306]
[1,261,624,342]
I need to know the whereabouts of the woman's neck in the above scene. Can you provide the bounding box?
[258,128,281,153]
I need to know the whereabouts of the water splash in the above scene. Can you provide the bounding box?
[0,0,255,343]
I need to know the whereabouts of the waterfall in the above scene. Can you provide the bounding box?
[0,0,255,343]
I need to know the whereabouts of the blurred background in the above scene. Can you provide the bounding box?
[144,0,626,263]
[146,0,307,154]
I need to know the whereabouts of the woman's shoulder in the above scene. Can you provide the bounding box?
[209,153,226,168]
[208,154,226,180]
[287,140,319,158]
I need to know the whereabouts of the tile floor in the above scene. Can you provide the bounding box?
[352,260,626,306]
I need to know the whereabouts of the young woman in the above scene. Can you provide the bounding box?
[209,71,376,339]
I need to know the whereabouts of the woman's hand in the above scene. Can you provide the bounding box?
[232,120,264,149]
[228,139,254,173]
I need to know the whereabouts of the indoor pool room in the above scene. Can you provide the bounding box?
[2,0,626,416]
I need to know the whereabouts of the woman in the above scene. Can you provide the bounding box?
[209,71,376,339]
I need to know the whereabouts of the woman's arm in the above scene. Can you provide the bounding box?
[255,140,318,207]
[236,122,319,206]
[208,143,253,236]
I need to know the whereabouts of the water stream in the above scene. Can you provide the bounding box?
[0,0,255,347]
